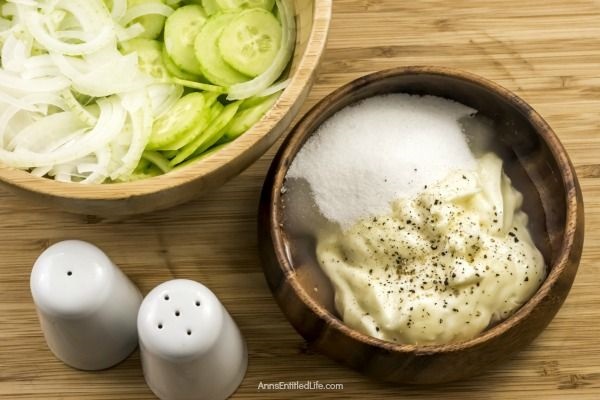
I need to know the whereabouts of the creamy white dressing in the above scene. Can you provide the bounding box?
[316,153,545,345]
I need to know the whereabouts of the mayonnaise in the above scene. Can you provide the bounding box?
[316,153,545,345]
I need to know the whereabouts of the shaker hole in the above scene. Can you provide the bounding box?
[158,323,163,329]
[67,271,72,276]
[164,295,170,301]
[195,301,201,307]
[175,311,180,317]
[187,329,192,336]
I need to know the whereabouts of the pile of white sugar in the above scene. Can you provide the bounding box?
[286,94,477,228]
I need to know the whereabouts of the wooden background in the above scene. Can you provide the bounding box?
[1,0,600,398]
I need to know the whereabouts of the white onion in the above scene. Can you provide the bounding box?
[0,98,126,168]
[52,52,150,97]
[227,0,296,100]
[19,0,116,56]
[147,84,183,117]
[120,3,174,26]
[0,69,71,92]
[10,112,86,152]
[81,148,111,183]
[110,99,153,180]
[116,23,145,42]
[109,0,128,21]
[2,33,32,73]
[257,78,290,98]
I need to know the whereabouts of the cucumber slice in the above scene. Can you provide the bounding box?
[171,78,224,92]
[162,149,178,159]
[147,92,206,150]
[164,5,207,75]
[161,92,220,150]
[128,0,167,39]
[222,92,278,141]
[202,0,220,15]
[216,0,274,11]
[218,8,281,77]
[175,143,227,169]
[194,12,250,86]
[121,38,169,80]
[170,101,239,165]
[142,150,172,173]
[161,44,201,81]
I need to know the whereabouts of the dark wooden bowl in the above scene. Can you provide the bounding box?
[258,66,584,384]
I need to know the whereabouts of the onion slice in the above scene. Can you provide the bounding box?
[120,3,174,26]
[226,0,296,100]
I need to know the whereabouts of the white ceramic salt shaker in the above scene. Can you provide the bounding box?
[138,279,247,400]
[30,240,142,370]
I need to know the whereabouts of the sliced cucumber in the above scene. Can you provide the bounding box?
[161,92,220,150]
[171,77,225,92]
[161,44,201,81]
[222,92,278,141]
[193,101,239,155]
[162,149,179,159]
[128,0,167,39]
[175,143,227,169]
[121,38,169,80]
[194,12,250,86]
[216,0,274,11]
[147,92,206,150]
[164,4,207,75]
[142,150,173,173]
[218,8,281,77]
[170,101,239,165]
[201,0,220,15]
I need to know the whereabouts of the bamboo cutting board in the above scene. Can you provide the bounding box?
[1,0,600,398]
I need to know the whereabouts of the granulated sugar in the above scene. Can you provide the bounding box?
[286,94,477,228]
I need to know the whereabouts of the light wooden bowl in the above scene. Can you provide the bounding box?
[0,0,332,216]
[258,66,585,384]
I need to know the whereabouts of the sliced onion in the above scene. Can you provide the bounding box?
[1,3,18,18]
[30,165,53,177]
[120,3,174,26]
[24,55,56,70]
[257,78,290,98]
[147,84,183,117]
[61,89,98,125]
[0,69,71,92]
[2,33,32,73]
[10,112,86,152]
[111,98,153,180]
[52,52,150,97]
[21,66,61,79]
[109,0,128,20]
[227,0,296,100]
[0,91,41,112]
[20,4,116,56]
[81,148,112,183]
[0,97,126,168]
[116,23,145,42]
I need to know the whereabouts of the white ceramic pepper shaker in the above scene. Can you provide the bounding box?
[30,240,142,370]
[138,279,247,400]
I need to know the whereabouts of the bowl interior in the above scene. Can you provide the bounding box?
[0,0,331,215]
[274,68,569,338]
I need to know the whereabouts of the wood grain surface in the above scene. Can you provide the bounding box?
[1,0,599,398]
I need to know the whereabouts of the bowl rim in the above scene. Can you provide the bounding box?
[0,0,333,201]
[266,65,581,353]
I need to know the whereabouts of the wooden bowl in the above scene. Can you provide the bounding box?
[0,0,332,216]
[258,66,585,384]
